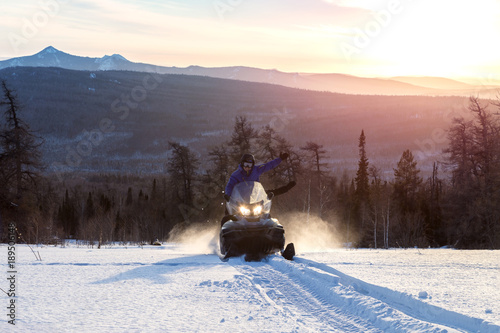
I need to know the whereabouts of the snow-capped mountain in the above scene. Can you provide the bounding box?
[0,46,142,71]
[3,46,498,96]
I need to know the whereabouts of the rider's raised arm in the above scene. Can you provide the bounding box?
[254,157,282,175]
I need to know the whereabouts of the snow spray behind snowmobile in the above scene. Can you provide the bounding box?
[219,181,295,261]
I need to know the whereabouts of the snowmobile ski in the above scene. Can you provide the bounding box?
[282,243,295,260]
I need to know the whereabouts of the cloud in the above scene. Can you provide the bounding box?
[2,0,499,77]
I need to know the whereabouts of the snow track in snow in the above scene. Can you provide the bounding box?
[228,255,476,332]
[294,258,499,333]
[13,245,500,332]
[231,258,380,332]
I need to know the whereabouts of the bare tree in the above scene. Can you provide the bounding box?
[167,141,199,223]
[368,165,381,248]
[228,116,258,162]
[300,141,329,218]
[256,125,297,186]
[445,97,500,248]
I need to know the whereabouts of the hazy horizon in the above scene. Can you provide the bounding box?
[2,46,500,88]
[2,0,500,81]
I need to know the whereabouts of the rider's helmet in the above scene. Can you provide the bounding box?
[240,153,255,169]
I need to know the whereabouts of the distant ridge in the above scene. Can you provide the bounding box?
[390,76,472,90]
[1,46,499,97]
[0,66,471,176]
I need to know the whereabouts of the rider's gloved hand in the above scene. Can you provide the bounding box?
[279,152,289,160]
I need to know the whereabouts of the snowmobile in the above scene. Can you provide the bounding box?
[219,181,295,261]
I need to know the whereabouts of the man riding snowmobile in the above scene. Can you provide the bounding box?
[224,152,289,201]
[219,153,296,261]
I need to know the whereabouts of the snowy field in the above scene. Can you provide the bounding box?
[2,235,499,332]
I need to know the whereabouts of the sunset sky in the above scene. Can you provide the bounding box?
[1,0,500,80]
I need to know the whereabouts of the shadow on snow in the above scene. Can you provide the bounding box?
[91,254,224,285]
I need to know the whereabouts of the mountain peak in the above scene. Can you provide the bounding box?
[0,46,134,72]
[103,53,128,62]
[40,46,59,54]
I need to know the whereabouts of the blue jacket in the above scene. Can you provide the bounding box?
[225,157,282,197]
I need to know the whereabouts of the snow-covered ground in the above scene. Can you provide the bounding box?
[3,232,499,332]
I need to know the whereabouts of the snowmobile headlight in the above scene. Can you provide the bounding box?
[253,205,262,215]
[239,206,251,216]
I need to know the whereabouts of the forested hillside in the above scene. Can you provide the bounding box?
[1,67,499,249]
[0,66,470,176]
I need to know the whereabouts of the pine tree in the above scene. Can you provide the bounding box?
[0,80,45,239]
[228,116,258,163]
[393,149,422,215]
[125,187,133,206]
[392,149,424,247]
[57,189,78,238]
[354,130,370,246]
[85,192,95,220]
[151,178,158,203]
[368,165,382,248]
[422,162,443,246]
[0,80,44,201]
[354,130,369,203]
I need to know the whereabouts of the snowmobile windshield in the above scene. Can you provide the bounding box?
[228,181,272,217]
[231,181,267,204]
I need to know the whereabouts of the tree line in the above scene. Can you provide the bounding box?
[1,79,499,248]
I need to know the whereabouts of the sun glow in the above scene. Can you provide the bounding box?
[359,0,500,77]
[1,0,500,78]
